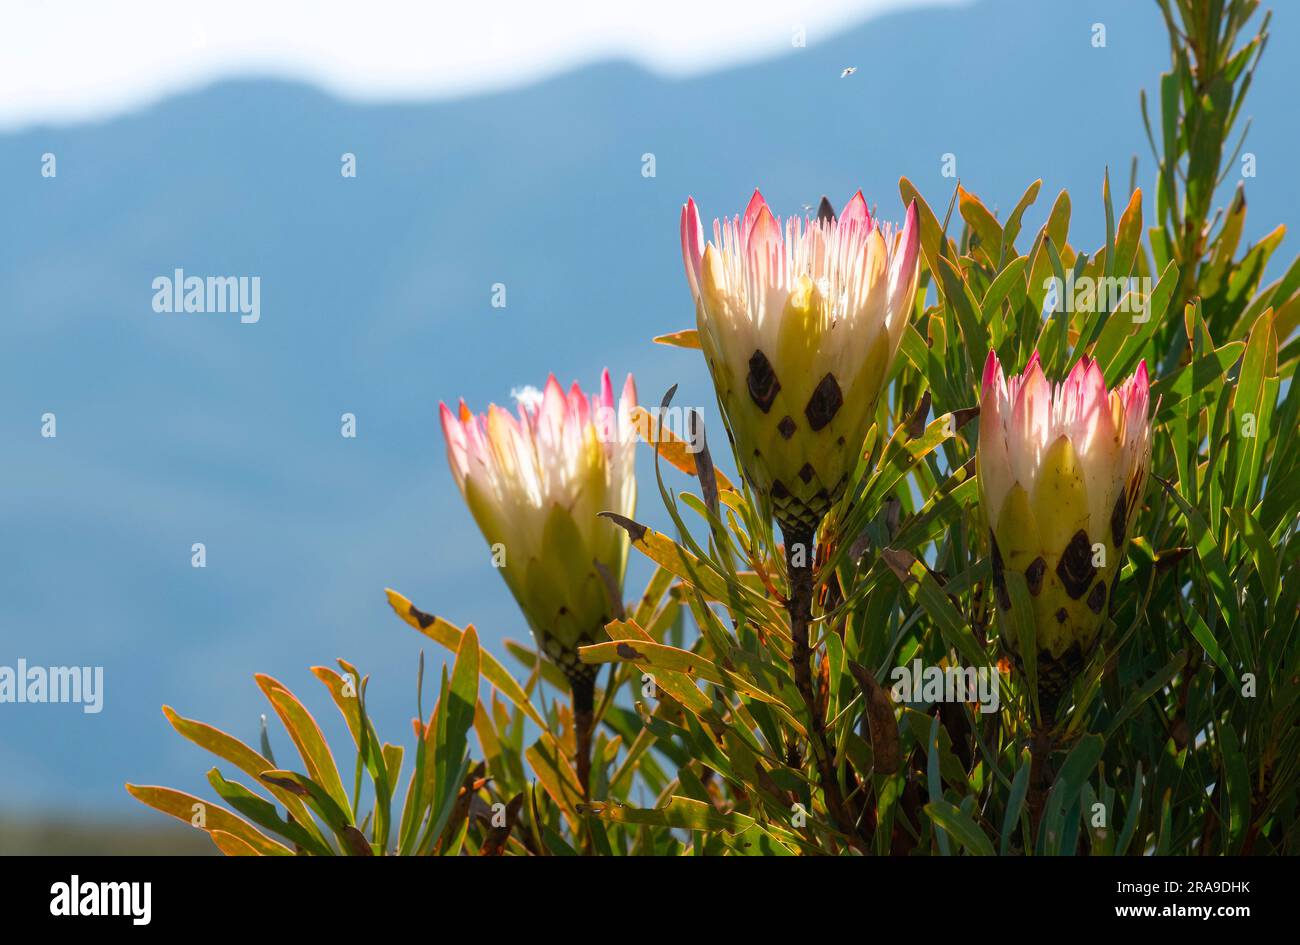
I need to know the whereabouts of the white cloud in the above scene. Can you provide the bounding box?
[1,0,962,130]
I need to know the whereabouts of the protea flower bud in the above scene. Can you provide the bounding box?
[439,370,637,686]
[680,190,920,539]
[977,351,1152,712]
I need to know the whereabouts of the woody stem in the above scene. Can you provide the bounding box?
[783,523,860,848]
[1026,722,1055,847]
[570,673,595,804]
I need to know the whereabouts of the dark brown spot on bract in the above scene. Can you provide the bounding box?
[798,463,815,485]
[1055,608,1068,624]
[817,196,837,224]
[409,604,436,629]
[747,349,781,413]
[778,415,796,439]
[1087,580,1107,614]
[1025,556,1046,596]
[1056,529,1097,599]
[615,642,645,660]
[804,373,843,431]
[990,532,1010,611]
[771,479,790,499]
[1110,493,1127,547]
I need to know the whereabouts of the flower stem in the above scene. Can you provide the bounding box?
[1026,722,1055,848]
[570,673,595,803]
[782,524,861,849]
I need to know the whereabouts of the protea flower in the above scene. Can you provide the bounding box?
[439,370,637,688]
[680,189,920,541]
[978,351,1152,713]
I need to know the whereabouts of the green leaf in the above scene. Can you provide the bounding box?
[1115,762,1144,856]
[1002,571,1041,722]
[1039,734,1103,856]
[314,662,394,852]
[1091,261,1178,382]
[206,769,332,855]
[1154,475,1244,641]
[998,180,1042,265]
[1001,750,1032,855]
[1184,605,1233,675]
[937,256,989,388]
[1219,722,1251,852]
[258,769,371,856]
[255,675,352,818]
[1103,651,1186,740]
[926,800,996,856]
[1229,309,1278,507]
[926,714,951,856]
[160,704,322,845]
[1151,342,1245,419]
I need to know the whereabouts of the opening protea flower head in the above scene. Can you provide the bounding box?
[681,189,920,537]
[440,370,637,683]
[978,350,1152,709]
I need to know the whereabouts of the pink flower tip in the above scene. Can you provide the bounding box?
[841,190,871,229]
[981,349,1001,397]
[600,368,614,410]
[892,198,920,276]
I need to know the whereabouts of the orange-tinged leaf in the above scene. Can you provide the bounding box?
[653,328,701,349]
[1112,187,1144,276]
[125,783,292,856]
[599,513,783,627]
[957,185,1002,265]
[208,829,264,856]
[386,589,545,727]
[255,675,351,816]
[161,705,322,842]
[629,406,736,490]
[525,732,583,832]
[597,619,716,721]
[310,666,363,742]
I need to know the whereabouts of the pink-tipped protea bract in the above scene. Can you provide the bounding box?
[978,350,1152,709]
[680,189,920,538]
[440,370,637,683]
